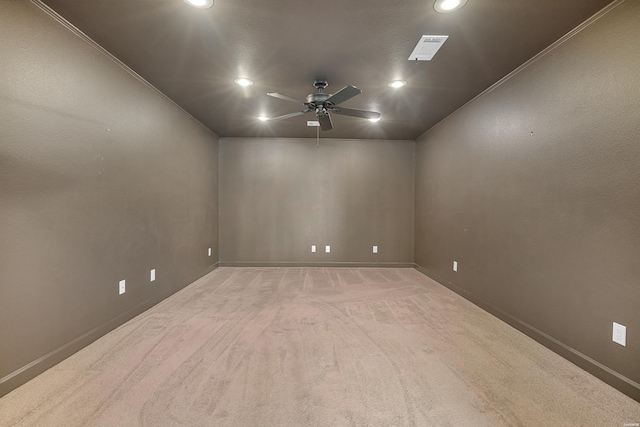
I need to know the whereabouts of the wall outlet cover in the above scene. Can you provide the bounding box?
[373,245,378,254]
[311,245,316,253]
[325,245,331,253]
[612,322,626,346]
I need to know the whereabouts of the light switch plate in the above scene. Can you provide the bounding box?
[311,245,316,253]
[325,245,331,253]
[150,269,156,282]
[373,245,378,254]
[453,261,458,272]
[119,280,126,295]
[208,248,212,257]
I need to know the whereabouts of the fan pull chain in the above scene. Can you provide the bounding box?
[316,126,320,147]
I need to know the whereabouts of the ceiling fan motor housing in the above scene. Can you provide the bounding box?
[306,92,331,106]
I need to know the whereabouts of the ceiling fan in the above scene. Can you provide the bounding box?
[266,80,381,131]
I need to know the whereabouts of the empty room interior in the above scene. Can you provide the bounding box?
[1,0,639,425]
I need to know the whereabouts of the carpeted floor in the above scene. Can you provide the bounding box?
[1,267,638,426]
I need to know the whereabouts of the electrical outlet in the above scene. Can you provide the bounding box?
[311,245,316,253]
[150,269,156,282]
[325,245,331,253]
[373,245,378,254]
[119,280,126,295]
[613,322,626,346]
[208,248,212,257]
[453,261,458,272]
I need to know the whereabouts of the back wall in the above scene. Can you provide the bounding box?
[219,138,414,266]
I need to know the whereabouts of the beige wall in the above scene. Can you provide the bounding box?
[414,0,640,400]
[0,1,219,395]
[219,138,414,266]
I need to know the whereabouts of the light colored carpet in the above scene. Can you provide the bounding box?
[1,267,638,426]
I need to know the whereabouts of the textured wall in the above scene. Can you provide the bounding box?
[0,2,218,395]
[415,1,640,399]
[220,138,414,265]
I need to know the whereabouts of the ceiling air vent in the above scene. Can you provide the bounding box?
[408,35,449,61]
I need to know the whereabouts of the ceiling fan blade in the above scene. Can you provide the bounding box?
[318,112,333,131]
[267,92,306,104]
[269,109,312,121]
[325,85,362,105]
[331,106,381,120]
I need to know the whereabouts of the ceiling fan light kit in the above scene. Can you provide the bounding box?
[266,80,381,131]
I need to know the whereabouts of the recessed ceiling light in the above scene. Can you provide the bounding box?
[368,117,381,123]
[257,116,269,121]
[388,80,407,88]
[183,0,214,9]
[234,77,254,87]
[434,0,467,13]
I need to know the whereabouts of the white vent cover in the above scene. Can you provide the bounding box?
[307,121,320,127]
[408,35,449,61]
